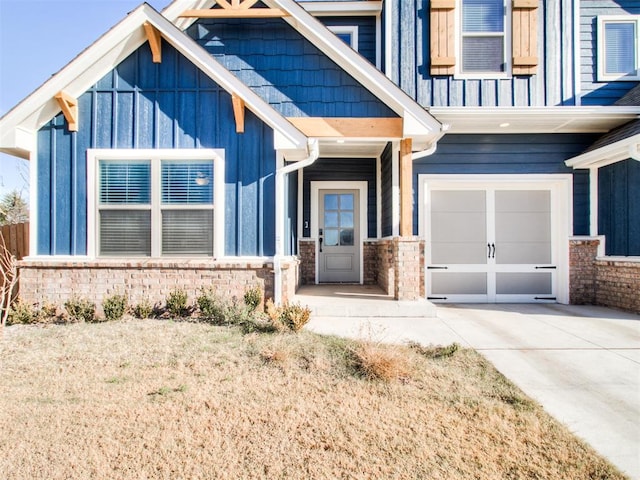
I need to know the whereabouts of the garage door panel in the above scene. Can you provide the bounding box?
[432,190,486,212]
[431,212,487,243]
[432,272,487,295]
[497,242,552,264]
[496,272,553,295]
[432,242,488,264]
[496,212,551,242]
[495,191,550,212]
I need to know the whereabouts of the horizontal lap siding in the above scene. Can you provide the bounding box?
[391,0,579,106]
[302,158,377,238]
[580,0,640,106]
[598,159,640,256]
[37,43,276,257]
[187,18,395,117]
[412,134,599,235]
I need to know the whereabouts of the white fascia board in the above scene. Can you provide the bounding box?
[0,3,308,158]
[263,0,443,144]
[429,107,640,134]
[565,134,640,169]
[298,1,382,16]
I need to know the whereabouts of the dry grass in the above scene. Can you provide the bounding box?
[0,319,626,480]
[351,340,413,381]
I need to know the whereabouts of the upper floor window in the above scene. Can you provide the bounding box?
[327,25,359,51]
[598,16,640,81]
[460,0,508,75]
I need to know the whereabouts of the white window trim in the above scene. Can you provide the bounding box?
[455,0,512,80]
[327,25,359,51]
[87,149,225,259]
[597,15,640,82]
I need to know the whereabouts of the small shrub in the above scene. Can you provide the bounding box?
[7,300,41,325]
[102,293,127,321]
[166,289,188,317]
[64,297,97,323]
[263,299,311,333]
[197,289,227,323]
[243,286,262,312]
[133,299,154,319]
[351,341,413,382]
[408,342,459,359]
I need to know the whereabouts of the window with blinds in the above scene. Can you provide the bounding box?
[97,158,215,257]
[598,17,640,81]
[461,0,506,73]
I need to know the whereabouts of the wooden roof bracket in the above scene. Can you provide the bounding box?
[180,0,289,18]
[54,91,78,132]
[232,94,245,133]
[143,22,162,63]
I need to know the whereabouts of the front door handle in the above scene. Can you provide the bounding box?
[491,243,495,258]
[319,236,323,253]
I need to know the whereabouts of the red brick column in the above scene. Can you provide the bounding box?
[298,239,316,285]
[595,259,640,314]
[393,237,424,301]
[569,239,600,305]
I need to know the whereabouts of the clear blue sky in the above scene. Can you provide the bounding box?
[0,0,170,199]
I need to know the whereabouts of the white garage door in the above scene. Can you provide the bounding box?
[422,177,570,303]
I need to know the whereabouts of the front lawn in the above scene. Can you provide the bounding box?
[0,320,626,479]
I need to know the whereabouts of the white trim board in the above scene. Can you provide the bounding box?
[310,181,368,284]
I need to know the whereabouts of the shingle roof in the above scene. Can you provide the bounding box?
[614,83,640,106]
[583,119,640,153]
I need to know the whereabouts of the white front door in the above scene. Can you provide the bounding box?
[424,179,566,303]
[318,189,360,283]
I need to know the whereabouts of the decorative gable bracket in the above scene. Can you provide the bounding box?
[54,91,78,132]
[181,0,290,18]
[143,22,162,63]
[232,94,245,133]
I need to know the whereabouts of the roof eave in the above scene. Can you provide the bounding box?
[565,134,640,169]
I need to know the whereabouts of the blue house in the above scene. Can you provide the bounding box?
[0,0,638,313]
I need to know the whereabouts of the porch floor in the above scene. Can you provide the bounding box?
[292,285,437,318]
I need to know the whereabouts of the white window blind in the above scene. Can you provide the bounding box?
[461,0,506,74]
[100,210,151,256]
[99,161,150,204]
[604,22,636,75]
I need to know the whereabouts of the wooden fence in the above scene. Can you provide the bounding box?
[0,222,29,260]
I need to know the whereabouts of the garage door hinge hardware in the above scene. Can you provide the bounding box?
[534,297,557,300]
[427,266,448,269]
[535,266,557,269]
[427,296,448,300]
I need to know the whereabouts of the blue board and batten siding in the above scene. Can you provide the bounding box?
[187,18,395,118]
[389,0,638,107]
[412,134,600,235]
[599,159,640,256]
[380,143,394,238]
[37,42,276,257]
[580,0,640,105]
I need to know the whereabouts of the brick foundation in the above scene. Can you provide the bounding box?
[363,241,377,285]
[18,259,275,312]
[376,239,394,296]
[594,259,640,314]
[279,257,300,305]
[569,238,640,314]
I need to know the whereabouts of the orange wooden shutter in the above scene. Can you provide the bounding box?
[430,0,456,76]
[512,0,539,75]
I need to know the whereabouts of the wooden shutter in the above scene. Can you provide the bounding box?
[430,0,456,75]
[512,0,539,75]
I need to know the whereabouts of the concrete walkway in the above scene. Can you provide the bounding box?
[305,303,640,479]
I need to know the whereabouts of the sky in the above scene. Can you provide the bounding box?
[0,0,171,199]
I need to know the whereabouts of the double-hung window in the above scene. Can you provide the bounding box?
[460,0,509,75]
[598,16,640,81]
[90,149,224,258]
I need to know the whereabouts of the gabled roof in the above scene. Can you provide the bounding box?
[162,0,445,150]
[614,83,640,107]
[565,119,640,169]
[0,3,309,160]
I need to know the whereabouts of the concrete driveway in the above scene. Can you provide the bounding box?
[306,303,640,478]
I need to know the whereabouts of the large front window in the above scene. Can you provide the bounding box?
[460,0,508,75]
[90,150,223,258]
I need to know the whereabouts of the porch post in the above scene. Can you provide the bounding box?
[399,138,413,236]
